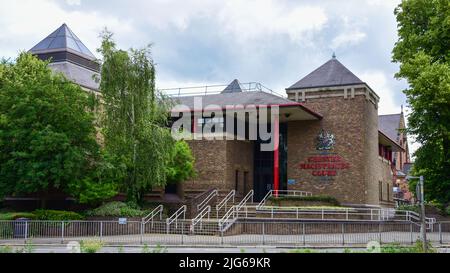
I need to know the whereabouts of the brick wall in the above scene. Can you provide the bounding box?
[184,139,253,197]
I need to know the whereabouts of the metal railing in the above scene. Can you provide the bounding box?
[257,190,313,208]
[159,82,282,98]
[216,190,236,219]
[219,190,254,232]
[142,205,164,226]
[197,189,218,211]
[191,206,211,233]
[1,220,449,247]
[166,205,186,234]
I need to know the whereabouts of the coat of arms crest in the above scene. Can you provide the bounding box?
[316,129,335,151]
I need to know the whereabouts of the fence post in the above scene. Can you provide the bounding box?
[181,221,184,245]
[61,221,65,244]
[302,223,306,246]
[24,221,28,244]
[100,221,103,241]
[221,230,224,245]
[140,222,144,245]
[341,223,345,246]
[262,222,265,245]
[378,222,382,244]
[410,223,413,245]
[439,223,442,245]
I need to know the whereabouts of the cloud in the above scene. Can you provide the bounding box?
[216,0,328,45]
[66,0,81,6]
[0,0,134,59]
[358,70,400,115]
[332,31,367,49]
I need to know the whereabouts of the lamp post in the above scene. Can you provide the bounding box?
[406,175,427,253]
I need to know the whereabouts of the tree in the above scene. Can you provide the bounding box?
[166,140,196,185]
[392,0,450,204]
[98,30,175,204]
[0,53,119,207]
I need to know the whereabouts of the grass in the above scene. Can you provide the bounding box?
[80,240,104,253]
[288,240,437,253]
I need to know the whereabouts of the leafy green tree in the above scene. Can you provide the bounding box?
[98,30,175,204]
[166,140,196,185]
[0,53,119,207]
[392,0,450,203]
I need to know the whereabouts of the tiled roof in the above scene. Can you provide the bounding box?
[378,114,402,143]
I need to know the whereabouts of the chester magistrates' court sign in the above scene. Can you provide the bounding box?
[298,130,350,179]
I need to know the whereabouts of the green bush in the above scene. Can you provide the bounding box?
[0,212,37,220]
[268,195,340,206]
[33,210,84,221]
[445,206,450,216]
[80,240,104,253]
[0,245,13,253]
[396,205,419,213]
[85,202,147,217]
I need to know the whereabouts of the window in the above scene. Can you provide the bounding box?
[379,181,383,201]
[198,117,224,133]
[387,183,391,201]
[243,171,248,194]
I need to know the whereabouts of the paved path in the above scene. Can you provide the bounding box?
[2,232,450,247]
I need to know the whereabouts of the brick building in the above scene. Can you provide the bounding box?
[22,24,411,208]
[170,57,409,208]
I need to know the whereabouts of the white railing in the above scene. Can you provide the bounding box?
[257,190,313,208]
[197,189,218,211]
[216,190,236,218]
[218,205,238,232]
[219,190,254,232]
[159,82,281,98]
[166,205,186,234]
[142,205,163,228]
[191,205,211,232]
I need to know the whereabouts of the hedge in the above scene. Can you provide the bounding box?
[268,195,341,206]
[85,202,148,217]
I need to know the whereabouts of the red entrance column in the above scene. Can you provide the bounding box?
[273,115,279,197]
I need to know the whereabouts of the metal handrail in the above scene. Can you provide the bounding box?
[142,205,163,224]
[159,82,281,98]
[216,190,236,217]
[166,205,186,234]
[197,189,218,211]
[237,190,254,211]
[218,205,237,232]
[191,205,211,232]
[218,190,255,231]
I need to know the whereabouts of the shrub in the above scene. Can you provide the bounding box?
[268,195,340,206]
[85,201,147,217]
[396,205,419,213]
[33,210,84,221]
[0,212,37,220]
[445,206,450,216]
[80,240,104,253]
[0,245,13,253]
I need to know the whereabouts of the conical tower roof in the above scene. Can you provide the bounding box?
[30,23,96,60]
[286,57,363,90]
[222,79,243,93]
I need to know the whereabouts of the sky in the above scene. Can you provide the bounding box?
[0,0,418,153]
